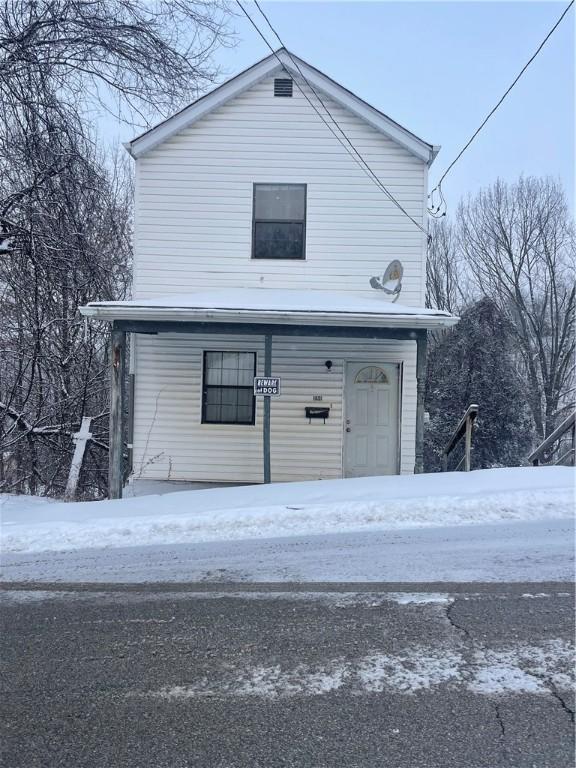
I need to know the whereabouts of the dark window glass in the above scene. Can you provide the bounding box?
[254,222,304,260]
[253,184,306,259]
[202,351,256,424]
[254,185,305,220]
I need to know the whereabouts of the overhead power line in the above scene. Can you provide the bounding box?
[429,0,574,217]
[235,0,429,238]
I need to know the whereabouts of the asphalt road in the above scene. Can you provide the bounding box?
[1,582,574,768]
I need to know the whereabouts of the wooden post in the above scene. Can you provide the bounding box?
[414,330,427,474]
[263,334,272,484]
[64,416,93,500]
[127,371,135,477]
[109,327,126,499]
[464,415,472,472]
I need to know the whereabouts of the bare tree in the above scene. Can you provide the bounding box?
[0,97,132,496]
[0,0,230,118]
[0,0,232,225]
[426,218,470,313]
[457,177,575,441]
[0,0,232,497]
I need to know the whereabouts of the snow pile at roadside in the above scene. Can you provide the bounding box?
[1,467,573,554]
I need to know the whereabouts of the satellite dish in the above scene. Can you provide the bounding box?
[370,259,403,302]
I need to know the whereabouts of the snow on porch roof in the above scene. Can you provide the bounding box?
[80,289,458,330]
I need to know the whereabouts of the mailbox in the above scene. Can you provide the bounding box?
[305,406,330,424]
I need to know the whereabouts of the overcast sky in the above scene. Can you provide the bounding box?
[104,1,574,215]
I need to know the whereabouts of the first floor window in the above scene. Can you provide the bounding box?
[202,351,256,425]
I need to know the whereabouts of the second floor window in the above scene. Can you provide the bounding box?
[252,183,306,260]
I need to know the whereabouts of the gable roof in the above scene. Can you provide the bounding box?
[126,49,440,165]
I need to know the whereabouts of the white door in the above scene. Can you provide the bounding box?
[344,362,399,477]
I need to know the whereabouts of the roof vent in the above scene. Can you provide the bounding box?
[274,78,293,97]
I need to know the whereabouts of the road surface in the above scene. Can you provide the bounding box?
[1,582,574,768]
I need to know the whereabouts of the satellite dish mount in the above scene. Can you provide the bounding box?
[369,259,403,302]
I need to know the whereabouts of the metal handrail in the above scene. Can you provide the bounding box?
[527,411,576,466]
[442,404,479,472]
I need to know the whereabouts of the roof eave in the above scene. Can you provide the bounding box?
[79,304,459,330]
[429,145,442,167]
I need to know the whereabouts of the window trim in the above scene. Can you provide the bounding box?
[201,350,257,426]
[251,183,307,260]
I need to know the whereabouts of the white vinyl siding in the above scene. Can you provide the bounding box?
[133,74,428,305]
[132,333,416,483]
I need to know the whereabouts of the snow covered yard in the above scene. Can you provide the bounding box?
[1,466,573,555]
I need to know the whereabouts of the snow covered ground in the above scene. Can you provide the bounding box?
[0,467,573,583]
[2,518,573,583]
[1,467,573,555]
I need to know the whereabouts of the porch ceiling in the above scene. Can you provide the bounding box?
[80,289,458,331]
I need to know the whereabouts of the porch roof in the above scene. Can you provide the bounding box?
[80,289,458,331]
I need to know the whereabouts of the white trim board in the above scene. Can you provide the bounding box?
[126,49,439,165]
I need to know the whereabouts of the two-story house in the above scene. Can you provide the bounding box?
[81,49,458,498]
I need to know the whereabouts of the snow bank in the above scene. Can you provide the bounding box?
[1,467,573,554]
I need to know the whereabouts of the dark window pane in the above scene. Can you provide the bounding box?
[237,353,254,386]
[205,367,222,385]
[205,351,222,385]
[221,404,237,422]
[237,368,253,387]
[221,367,239,386]
[255,184,305,220]
[237,389,253,407]
[254,221,304,260]
[237,352,254,369]
[205,388,222,406]
[237,406,252,423]
[219,387,239,406]
[205,404,221,422]
[205,351,222,369]
[222,352,239,368]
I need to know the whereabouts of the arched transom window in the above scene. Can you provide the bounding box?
[354,366,389,384]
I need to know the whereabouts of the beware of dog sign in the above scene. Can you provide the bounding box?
[254,377,281,396]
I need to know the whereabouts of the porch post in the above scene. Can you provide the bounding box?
[109,326,126,499]
[263,334,272,484]
[415,330,428,474]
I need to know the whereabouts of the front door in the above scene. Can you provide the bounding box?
[344,362,399,477]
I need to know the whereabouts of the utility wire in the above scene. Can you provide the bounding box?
[246,0,428,236]
[252,0,423,229]
[236,0,429,237]
[429,0,574,216]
